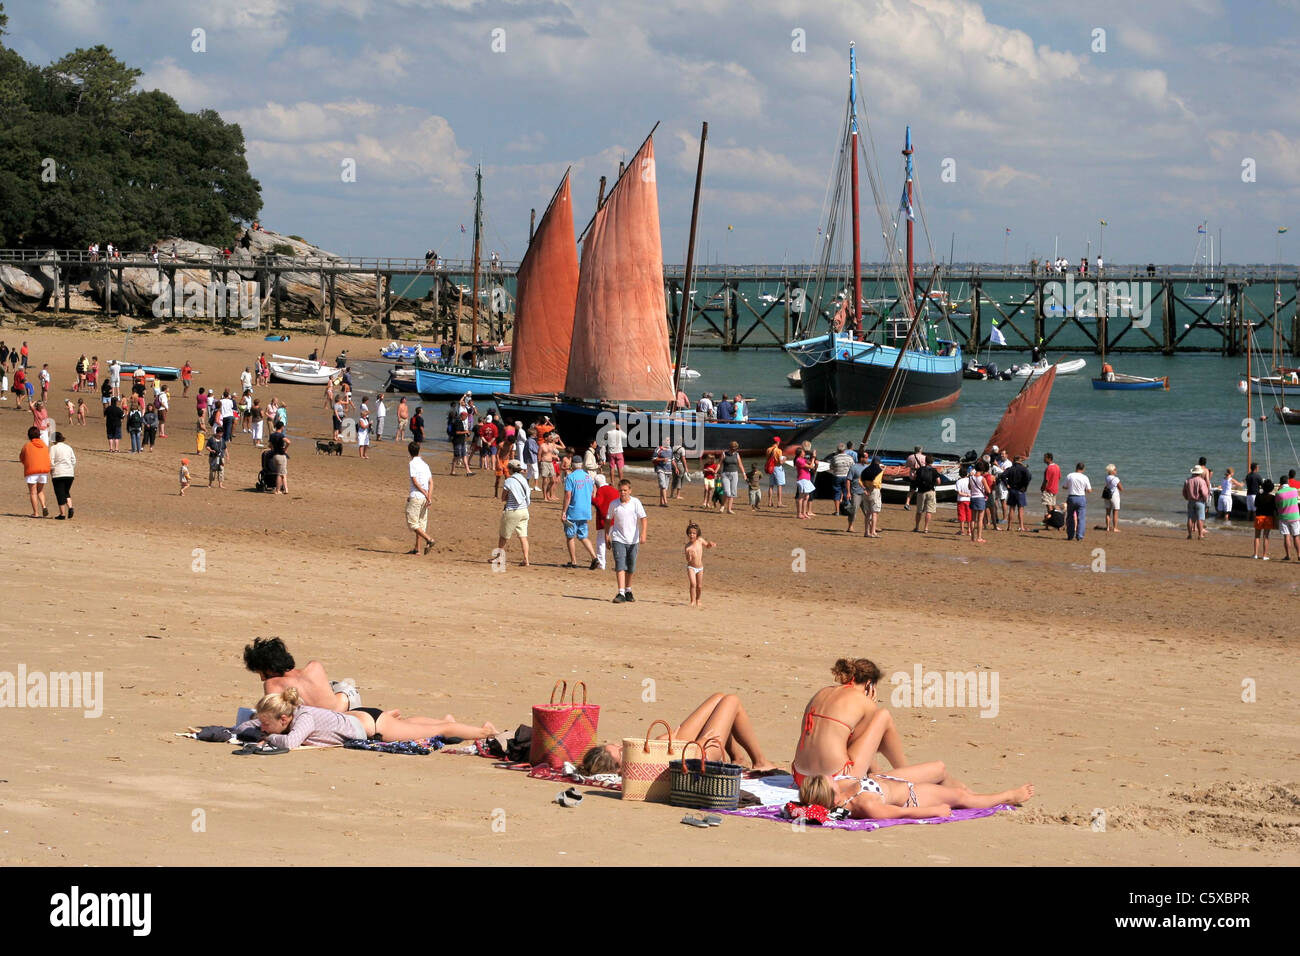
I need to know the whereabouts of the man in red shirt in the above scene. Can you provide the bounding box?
[591,473,621,571]
[181,361,193,397]
[1040,452,1061,519]
[476,414,499,471]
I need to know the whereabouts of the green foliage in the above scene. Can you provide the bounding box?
[0,21,260,249]
[287,235,305,242]
[271,243,295,256]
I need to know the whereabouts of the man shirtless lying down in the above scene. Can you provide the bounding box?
[242,636,360,712]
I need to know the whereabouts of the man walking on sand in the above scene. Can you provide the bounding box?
[562,454,598,569]
[1183,465,1210,541]
[606,478,647,603]
[407,442,434,554]
[498,460,531,566]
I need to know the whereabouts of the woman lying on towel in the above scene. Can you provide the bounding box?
[791,658,920,787]
[579,693,782,775]
[798,765,1035,820]
[236,687,498,750]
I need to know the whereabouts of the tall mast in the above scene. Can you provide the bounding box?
[1246,312,1253,473]
[849,43,862,336]
[904,126,915,315]
[674,121,708,397]
[471,165,483,354]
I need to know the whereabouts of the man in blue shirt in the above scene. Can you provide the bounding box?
[562,460,598,569]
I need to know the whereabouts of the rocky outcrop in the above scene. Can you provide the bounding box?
[0,263,54,313]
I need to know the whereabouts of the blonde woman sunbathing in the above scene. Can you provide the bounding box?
[580,693,781,775]
[235,687,497,750]
[798,763,1035,820]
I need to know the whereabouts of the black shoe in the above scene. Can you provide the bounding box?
[41,507,48,517]
[67,507,74,519]
[55,514,65,520]
[589,558,599,570]
[625,591,636,602]
[612,593,626,604]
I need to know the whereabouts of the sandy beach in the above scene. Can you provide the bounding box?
[2,327,1297,867]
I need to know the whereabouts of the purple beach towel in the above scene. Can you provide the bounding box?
[722,804,1014,829]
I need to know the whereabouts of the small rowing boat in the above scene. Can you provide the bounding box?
[1012,357,1085,378]
[1091,373,1169,391]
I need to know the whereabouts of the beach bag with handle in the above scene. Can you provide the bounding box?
[620,719,687,803]
[530,680,600,770]
[669,739,745,811]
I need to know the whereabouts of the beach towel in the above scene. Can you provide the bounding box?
[344,736,447,755]
[721,773,1014,830]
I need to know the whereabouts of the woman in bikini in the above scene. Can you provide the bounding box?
[798,766,1034,820]
[236,687,498,750]
[791,657,912,786]
[684,521,715,607]
[579,693,781,775]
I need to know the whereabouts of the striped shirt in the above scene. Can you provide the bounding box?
[235,706,366,749]
[1276,485,1300,523]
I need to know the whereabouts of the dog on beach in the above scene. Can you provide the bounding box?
[315,439,343,456]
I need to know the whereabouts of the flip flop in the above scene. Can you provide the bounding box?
[232,742,289,755]
[555,788,584,808]
[680,814,710,828]
[703,814,723,827]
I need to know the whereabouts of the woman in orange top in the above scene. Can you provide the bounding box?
[19,426,52,517]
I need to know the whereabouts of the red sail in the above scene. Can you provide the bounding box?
[985,365,1056,459]
[511,171,579,394]
[563,135,673,402]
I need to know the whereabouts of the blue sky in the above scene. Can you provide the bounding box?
[6,0,1299,265]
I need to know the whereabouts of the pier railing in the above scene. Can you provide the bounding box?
[2,250,1295,356]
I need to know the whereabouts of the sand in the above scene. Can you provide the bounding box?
[1,326,1297,866]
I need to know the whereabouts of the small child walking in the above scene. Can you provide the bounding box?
[747,465,763,511]
[684,521,716,608]
[700,455,718,510]
[179,458,191,496]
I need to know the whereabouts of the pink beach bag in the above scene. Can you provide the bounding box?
[530,680,600,769]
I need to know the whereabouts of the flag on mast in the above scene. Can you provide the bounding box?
[990,325,1007,346]
[899,185,914,222]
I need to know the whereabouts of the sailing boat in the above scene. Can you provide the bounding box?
[785,46,962,414]
[1091,310,1169,390]
[548,125,837,458]
[1184,224,1221,306]
[414,165,512,398]
[492,169,580,425]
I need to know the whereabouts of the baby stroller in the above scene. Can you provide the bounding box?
[254,448,277,492]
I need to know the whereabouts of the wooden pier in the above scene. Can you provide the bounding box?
[1,250,1295,356]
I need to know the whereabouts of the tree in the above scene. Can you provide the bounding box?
[0,12,260,249]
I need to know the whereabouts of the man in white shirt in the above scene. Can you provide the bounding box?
[605,479,647,604]
[1062,461,1092,542]
[156,384,170,438]
[406,441,434,555]
[604,423,628,480]
[498,460,531,566]
[696,392,715,421]
[375,393,387,442]
[240,367,253,393]
[109,360,122,397]
[219,391,236,443]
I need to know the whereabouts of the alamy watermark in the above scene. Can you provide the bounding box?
[889,663,999,718]
[1043,274,1154,328]
[596,405,703,455]
[0,665,103,717]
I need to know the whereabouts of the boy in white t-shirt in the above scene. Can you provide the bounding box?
[605,479,647,604]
